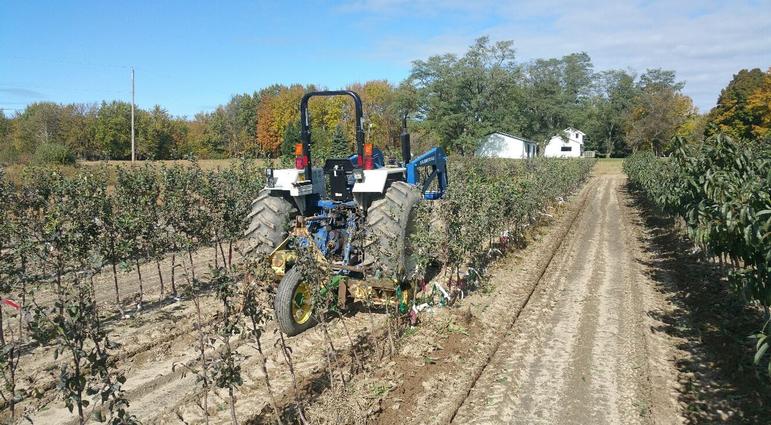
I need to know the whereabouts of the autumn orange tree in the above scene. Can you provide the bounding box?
[349,80,402,152]
[706,67,771,142]
[254,82,402,159]
[746,68,771,141]
[256,85,306,155]
[623,70,696,155]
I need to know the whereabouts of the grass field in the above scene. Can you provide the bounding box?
[592,158,624,175]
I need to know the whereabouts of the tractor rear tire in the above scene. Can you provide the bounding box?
[244,189,297,256]
[274,267,317,336]
[366,181,421,280]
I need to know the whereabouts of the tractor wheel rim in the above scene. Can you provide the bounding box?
[291,282,313,325]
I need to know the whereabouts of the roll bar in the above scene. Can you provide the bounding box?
[299,90,365,183]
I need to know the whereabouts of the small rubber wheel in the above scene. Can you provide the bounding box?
[274,267,317,336]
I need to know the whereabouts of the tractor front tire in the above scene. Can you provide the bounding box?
[244,189,297,256]
[274,267,317,336]
[366,181,421,280]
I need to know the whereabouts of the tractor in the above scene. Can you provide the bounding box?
[245,90,448,336]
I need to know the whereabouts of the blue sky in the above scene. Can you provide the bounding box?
[1,0,769,118]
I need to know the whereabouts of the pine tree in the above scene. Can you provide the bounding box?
[330,124,350,158]
[281,121,299,160]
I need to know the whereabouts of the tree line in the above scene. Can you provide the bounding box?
[1,37,768,164]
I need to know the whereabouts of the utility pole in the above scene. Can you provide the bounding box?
[131,67,135,162]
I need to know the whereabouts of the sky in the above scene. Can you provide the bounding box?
[1,0,769,118]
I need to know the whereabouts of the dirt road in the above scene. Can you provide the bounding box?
[452,173,674,424]
[367,164,684,425]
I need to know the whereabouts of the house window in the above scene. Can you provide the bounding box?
[561,146,572,152]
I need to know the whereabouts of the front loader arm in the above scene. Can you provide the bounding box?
[406,147,448,200]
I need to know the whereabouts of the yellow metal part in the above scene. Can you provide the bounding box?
[271,250,296,276]
[345,278,405,307]
[401,285,412,305]
[268,216,410,311]
[291,281,313,324]
[269,219,329,277]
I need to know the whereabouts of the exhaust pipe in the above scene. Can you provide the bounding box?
[400,114,411,164]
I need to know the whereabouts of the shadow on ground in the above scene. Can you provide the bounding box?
[625,184,770,424]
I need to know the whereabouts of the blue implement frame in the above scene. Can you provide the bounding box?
[406,147,448,200]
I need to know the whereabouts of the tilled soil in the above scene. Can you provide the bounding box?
[15,284,385,424]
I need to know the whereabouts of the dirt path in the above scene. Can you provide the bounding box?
[360,165,684,425]
[452,174,668,424]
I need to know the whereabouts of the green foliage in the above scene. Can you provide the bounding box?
[0,160,266,421]
[412,157,595,300]
[623,69,695,155]
[582,70,637,156]
[706,68,767,141]
[407,37,522,154]
[281,120,300,160]
[520,52,595,145]
[624,134,771,372]
[32,142,76,165]
[210,267,243,422]
[329,124,350,159]
[29,278,137,424]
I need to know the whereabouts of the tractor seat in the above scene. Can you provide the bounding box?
[323,158,355,201]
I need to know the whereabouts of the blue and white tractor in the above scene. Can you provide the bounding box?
[245,90,447,335]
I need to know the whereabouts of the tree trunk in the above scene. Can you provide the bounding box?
[0,305,5,347]
[188,248,196,282]
[193,296,209,425]
[214,245,219,268]
[219,241,227,270]
[156,260,165,301]
[19,281,26,343]
[228,387,238,425]
[277,331,307,424]
[89,275,99,316]
[135,259,144,308]
[73,357,85,425]
[56,265,64,317]
[112,260,120,306]
[170,253,178,297]
[110,238,120,306]
[8,346,16,420]
[18,257,27,343]
[255,336,283,425]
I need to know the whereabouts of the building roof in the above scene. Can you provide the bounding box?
[483,131,536,145]
[549,128,585,144]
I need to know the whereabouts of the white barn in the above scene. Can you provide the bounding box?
[543,128,585,158]
[476,132,537,159]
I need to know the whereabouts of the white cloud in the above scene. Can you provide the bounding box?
[340,0,771,112]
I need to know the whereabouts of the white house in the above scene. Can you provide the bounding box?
[543,128,585,158]
[476,132,537,159]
